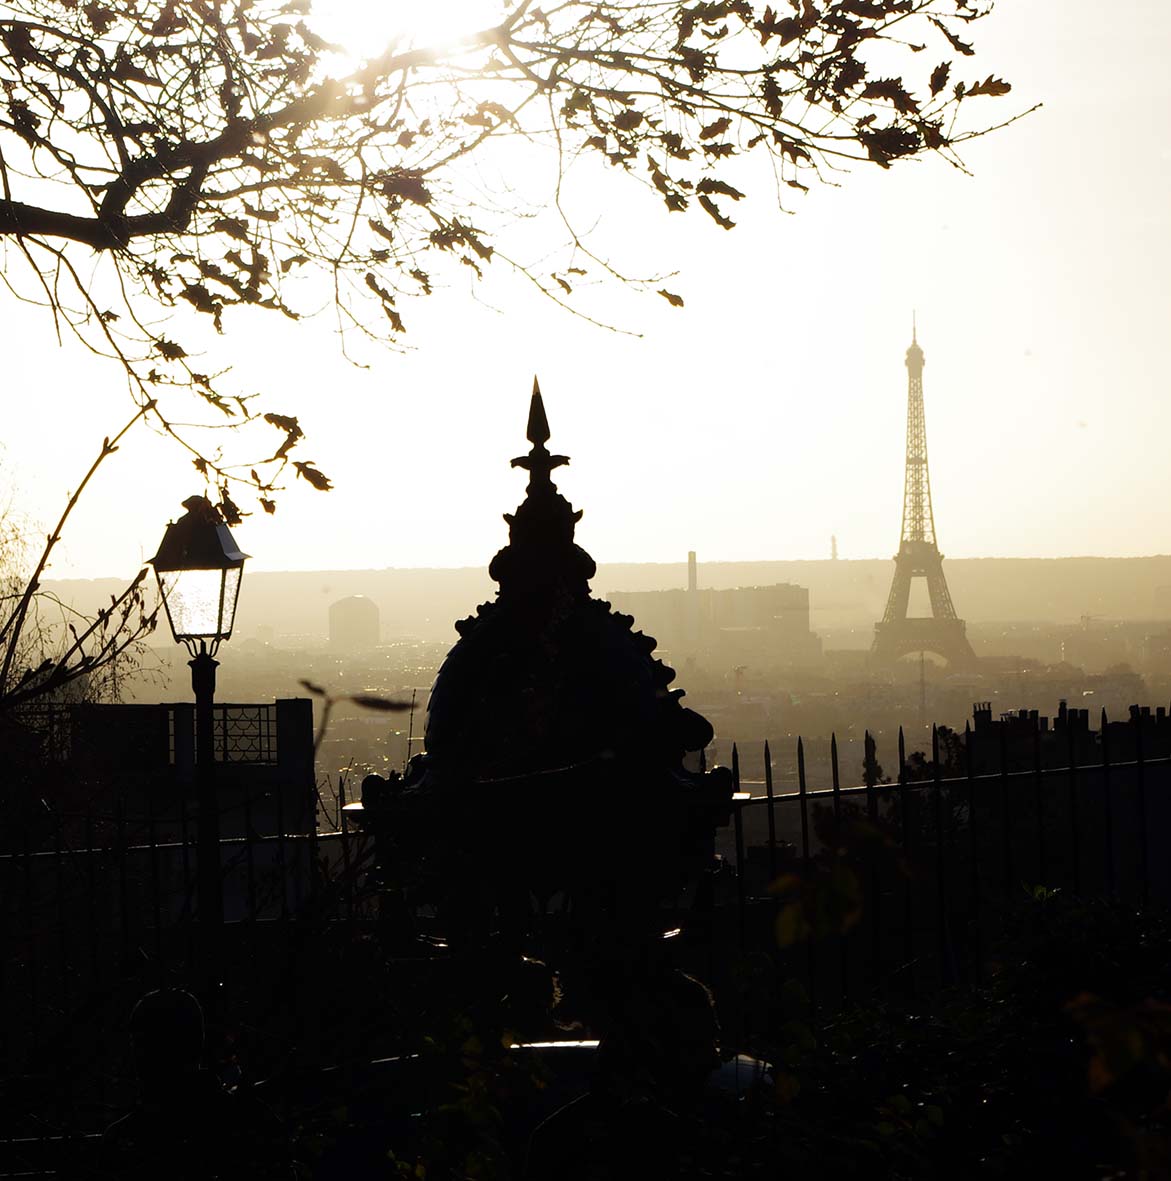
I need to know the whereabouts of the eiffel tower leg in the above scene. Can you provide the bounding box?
[883,562,912,624]
[925,562,958,621]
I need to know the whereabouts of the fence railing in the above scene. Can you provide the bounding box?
[718,715,1171,1017]
[0,791,365,1165]
[2,709,1169,1173]
[17,701,283,766]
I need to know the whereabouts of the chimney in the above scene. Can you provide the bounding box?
[687,550,697,594]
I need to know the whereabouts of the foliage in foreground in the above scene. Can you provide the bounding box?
[755,893,1171,1178]
[0,0,1020,498]
[267,892,1171,1179]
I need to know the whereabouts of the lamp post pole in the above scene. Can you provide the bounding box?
[191,640,224,931]
[151,493,248,983]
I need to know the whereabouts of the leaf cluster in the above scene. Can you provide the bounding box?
[0,0,1021,507]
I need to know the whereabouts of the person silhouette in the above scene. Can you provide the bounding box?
[100,989,293,1180]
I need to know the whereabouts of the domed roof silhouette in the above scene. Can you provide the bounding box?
[423,378,713,782]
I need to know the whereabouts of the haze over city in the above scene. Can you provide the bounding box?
[3,0,1169,582]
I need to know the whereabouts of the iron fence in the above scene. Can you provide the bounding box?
[719,714,1171,1020]
[19,702,282,767]
[2,708,1169,1175]
[0,792,364,1172]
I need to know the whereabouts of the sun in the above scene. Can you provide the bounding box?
[313,0,502,60]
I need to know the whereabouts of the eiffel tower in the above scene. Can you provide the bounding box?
[871,324,978,669]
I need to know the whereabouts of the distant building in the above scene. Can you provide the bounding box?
[329,595,380,649]
[966,697,1171,772]
[607,555,821,670]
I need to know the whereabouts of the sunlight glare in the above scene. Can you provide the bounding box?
[316,0,502,59]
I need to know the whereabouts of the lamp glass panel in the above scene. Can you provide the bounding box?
[159,568,228,639]
[219,565,243,637]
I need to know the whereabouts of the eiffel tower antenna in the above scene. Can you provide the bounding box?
[872,324,977,669]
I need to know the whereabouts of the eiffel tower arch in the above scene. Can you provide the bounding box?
[871,325,978,670]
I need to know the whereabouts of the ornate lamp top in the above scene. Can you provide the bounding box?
[490,377,593,599]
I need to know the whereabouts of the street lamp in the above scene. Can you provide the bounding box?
[151,495,249,933]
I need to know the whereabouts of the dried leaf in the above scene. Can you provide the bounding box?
[293,461,333,491]
[348,694,414,712]
[965,75,1012,98]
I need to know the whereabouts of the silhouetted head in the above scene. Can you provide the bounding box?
[129,989,204,1084]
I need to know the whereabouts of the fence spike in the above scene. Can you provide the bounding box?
[732,767,746,955]
[964,716,980,982]
[1136,705,1149,909]
[796,733,816,1011]
[764,740,777,878]
[1100,705,1114,900]
[1067,708,1080,895]
[1034,710,1047,884]
[897,723,914,994]
[864,728,882,985]
[930,720,948,982]
[829,730,847,999]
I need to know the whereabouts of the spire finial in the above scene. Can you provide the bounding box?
[912,309,917,344]
[513,376,568,487]
[527,376,550,446]
[492,376,592,596]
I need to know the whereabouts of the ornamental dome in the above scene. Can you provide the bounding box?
[422,379,713,784]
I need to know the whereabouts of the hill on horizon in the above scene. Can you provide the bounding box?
[44,555,1171,644]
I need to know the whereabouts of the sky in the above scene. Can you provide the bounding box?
[3,0,1170,581]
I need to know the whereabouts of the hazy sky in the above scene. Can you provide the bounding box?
[4,1,1170,581]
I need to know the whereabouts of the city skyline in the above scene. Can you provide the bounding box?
[2,0,1168,580]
